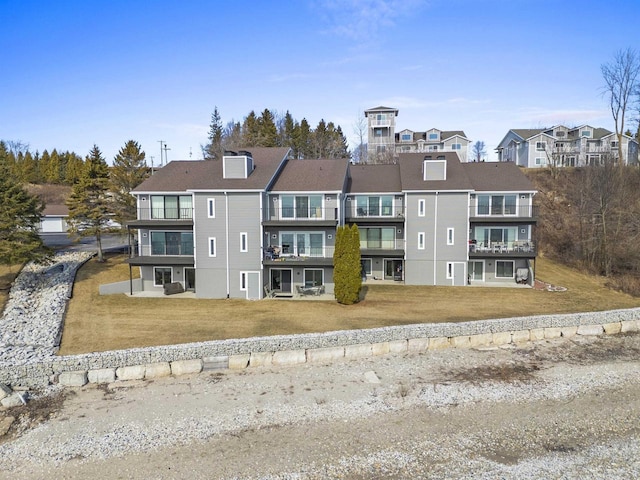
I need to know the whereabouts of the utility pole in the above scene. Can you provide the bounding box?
[157,140,164,167]
[163,143,171,165]
[149,155,155,175]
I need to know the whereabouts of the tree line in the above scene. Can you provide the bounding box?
[1,141,86,185]
[202,108,350,161]
[0,140,149,265]
[531,159,640,295]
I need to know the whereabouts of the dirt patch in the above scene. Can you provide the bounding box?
[0,389,71,444]
[441,361,541,385]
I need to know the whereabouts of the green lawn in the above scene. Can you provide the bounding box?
[58,253,640,355]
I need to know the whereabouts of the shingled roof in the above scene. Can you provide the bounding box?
[132,147,289,192]
[462,161,536,192]
[397,152,474,191]
[347,164,402,193]
[270,158,349,192]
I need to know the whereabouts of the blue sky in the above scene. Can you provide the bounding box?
[1,0,638,163]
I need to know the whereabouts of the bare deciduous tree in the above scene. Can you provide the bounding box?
[471,141,486,162]
[601,48,640,163]
[352,110,367,164]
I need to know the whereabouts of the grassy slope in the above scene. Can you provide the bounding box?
[58,254,640,355]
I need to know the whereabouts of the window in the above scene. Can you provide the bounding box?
[153,267,172,286]
[556,131,565,137]
[611,141,618,148]
[280,232,324,256]
[376,145,386,153]
[535,142,546,151]
[374,128,384,137]
[581,130,591,137]
[360,228,395,249]
[418,232,425,250]
[208,237,216,257]
[376,113,386,121]
[418,199,426,217]
[240,232,248,252]
[401,133,412,141]
[446,262,453,279]
[240,272,247,291]
[473,227,518,247]
[281,195,323,219]
[447,228,454,245]
[428,133,439,140]
[496,261,514,278]
[428,145,438,151]
[207,198,215,218]
[355,195,393,217]
[150,231,193,255]
[477,195,517,216]
[304,269,323,287]
[535,157,545,165]
[150,195,192,219]
[451,143,461,150]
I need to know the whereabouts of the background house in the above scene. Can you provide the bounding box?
[496,125,639,167]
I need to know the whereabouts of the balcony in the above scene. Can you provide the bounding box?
[263,206,338,226]
[263,246,335,266]
[128,208,194,227]
[469,205,538,222]
[346,205,405,222]
[469,241,536,258]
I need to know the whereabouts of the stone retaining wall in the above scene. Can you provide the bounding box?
[2,308,639,390]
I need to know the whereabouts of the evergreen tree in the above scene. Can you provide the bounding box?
[297,118,312,158]
[333,224,362,305]
[19,151,38,184]
[111,140,148,227]
[242,111,260,146]
[47,149,62,183]
[63,152,84,185]
[66,145,112,262]
[257,109,278,147]
[0,162,49,267]
[203,107,224,160]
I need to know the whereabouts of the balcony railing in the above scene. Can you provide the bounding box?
[265,207,338,222]
[347,205,405,219]
[264,245,335,260]
[469,241,535,255]
[470,205,538,219]
[139,243,194,256]
[136,208,194,221]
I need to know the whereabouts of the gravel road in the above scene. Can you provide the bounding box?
[1,333,640,479]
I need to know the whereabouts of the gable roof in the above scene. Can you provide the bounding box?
[364,106,399,116]
[397,152,474,191]
[132,147,289,193]
[347,164,402,193]
[270,158,349,192]
[511,129,545,140]
[462,162,536,192]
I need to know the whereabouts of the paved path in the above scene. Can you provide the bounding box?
[1,332,639,479]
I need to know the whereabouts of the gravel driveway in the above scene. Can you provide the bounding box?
[1,333,639,479]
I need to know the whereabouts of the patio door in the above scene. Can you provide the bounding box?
[384,259,403,280]
[270,269,292,294]
[184,268,196,291]
[468,261,484,282]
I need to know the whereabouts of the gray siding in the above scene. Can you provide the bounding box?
[193,192,263,299]
[404,192,469,286]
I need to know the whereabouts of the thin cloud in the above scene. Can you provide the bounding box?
[373,96,491,109]
[519,108,609,126]
[268,72,313,83]
[315,0,427,44]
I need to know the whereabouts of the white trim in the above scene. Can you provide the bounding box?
[240,271,247,291]
[303,268,324,287]
[418,232,425,250]
[446,262,454,280]
[207,198,216,218]
[495,260,515,279]
[447,227,454,245]
[153,266,172,287]
[240,232,248,252]
[468,260,485,282]
[208,237,216,257]
[418,199,426,217]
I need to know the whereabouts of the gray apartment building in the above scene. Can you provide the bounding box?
[124,147,537,299]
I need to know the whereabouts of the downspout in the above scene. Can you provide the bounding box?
[225,191,230,299]
[433,192,438,285]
